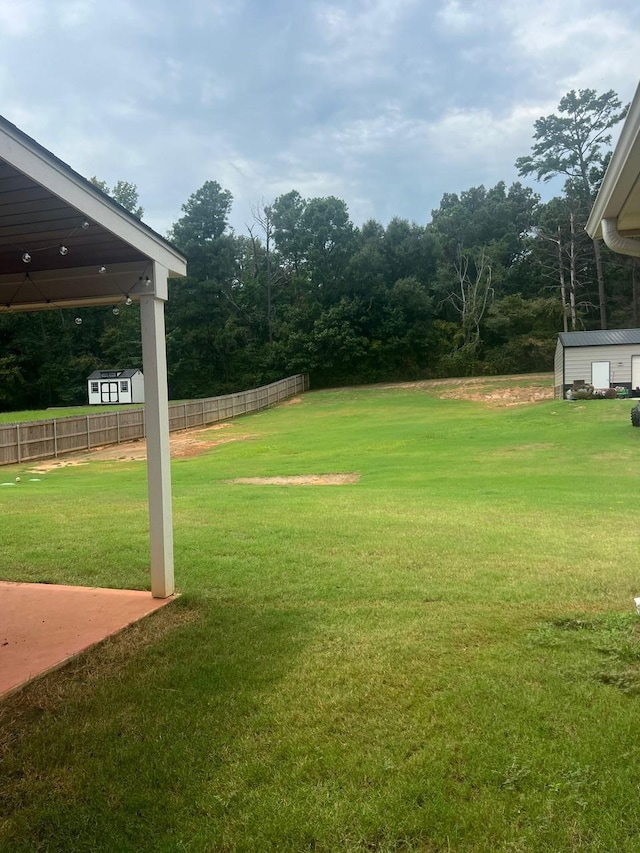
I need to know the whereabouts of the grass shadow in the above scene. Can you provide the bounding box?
[0,594,316,853]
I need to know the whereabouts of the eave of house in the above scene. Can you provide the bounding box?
[586,80,640,240]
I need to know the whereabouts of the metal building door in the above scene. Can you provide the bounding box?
[632,355,640,392]
[591,361,610,388]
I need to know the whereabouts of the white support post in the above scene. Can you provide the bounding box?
[140,263,174,598]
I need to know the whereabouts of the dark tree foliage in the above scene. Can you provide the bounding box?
[0,88,632,410]
[89,177,144,218]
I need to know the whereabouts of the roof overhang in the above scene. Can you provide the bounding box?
[586,80,640,241]
[0,115,182,599]
[0,115,187,312]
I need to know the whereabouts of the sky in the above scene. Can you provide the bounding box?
[1,0,639,239]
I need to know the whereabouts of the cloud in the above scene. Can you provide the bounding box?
[303,0,420,83]
[499,0,640,100]
[58,0,96,29]
[426,103,550,171]
[436,0,483,33]
[1,0,637,239]
[0,0,47,36]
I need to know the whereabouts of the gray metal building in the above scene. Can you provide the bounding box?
[554,329,640,399]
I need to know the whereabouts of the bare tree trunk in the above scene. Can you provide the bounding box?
[557,226,568,333]
[252,201,276,343]
[266,222,272,344]
[592,237,607,329]
[451,249,494,350]
[569,213,578,331]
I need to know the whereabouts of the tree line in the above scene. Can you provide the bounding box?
[0,88,635,410]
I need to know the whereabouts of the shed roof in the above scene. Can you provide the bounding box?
[87,369,142,380]
[558,329,640,347]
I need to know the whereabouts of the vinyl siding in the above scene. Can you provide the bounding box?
[563,344,640,386]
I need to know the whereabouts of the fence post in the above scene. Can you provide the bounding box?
[117,410,121,445]
[16,424,21,464]
[201,399,205,426]
[53,419,58,458]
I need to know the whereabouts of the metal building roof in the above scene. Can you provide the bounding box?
[558,329,640,347]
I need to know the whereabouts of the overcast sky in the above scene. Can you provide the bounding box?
[1,0,639,238]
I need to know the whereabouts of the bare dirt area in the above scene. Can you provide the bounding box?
[29,424,251,473]
[228,474,360,486]
[380,374,554,406]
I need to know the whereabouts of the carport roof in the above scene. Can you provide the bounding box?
[558,329,640,347]
[0,114,186,310]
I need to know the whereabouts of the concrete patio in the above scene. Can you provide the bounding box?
[0,581,173,699]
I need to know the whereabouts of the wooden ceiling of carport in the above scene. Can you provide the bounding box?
[0,155,154,312]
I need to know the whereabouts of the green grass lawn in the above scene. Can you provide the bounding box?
[0,404,144,423]
[2,378,640,852]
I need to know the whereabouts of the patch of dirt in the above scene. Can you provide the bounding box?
[440,386,553,405]
[228,474,360,486]
[283,397,303,405]
[493,443,555,456]
[379,374,554,406]
[29,424,252,473]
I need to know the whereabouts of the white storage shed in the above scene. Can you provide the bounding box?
[554,329,640,399]
[88,369,145,405]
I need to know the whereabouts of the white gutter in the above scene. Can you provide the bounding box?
[602,217,640,258]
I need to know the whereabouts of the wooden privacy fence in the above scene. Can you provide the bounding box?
[0,374,309,467]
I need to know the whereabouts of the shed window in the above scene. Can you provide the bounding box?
[120,381,129,393]
[91,382,99,393]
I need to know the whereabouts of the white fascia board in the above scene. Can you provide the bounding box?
[0,124,187,278]
[586,79,640,239]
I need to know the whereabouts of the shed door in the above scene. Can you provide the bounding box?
[632,355,640,391]
[591,361,610,388]
[100,381,119,403]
